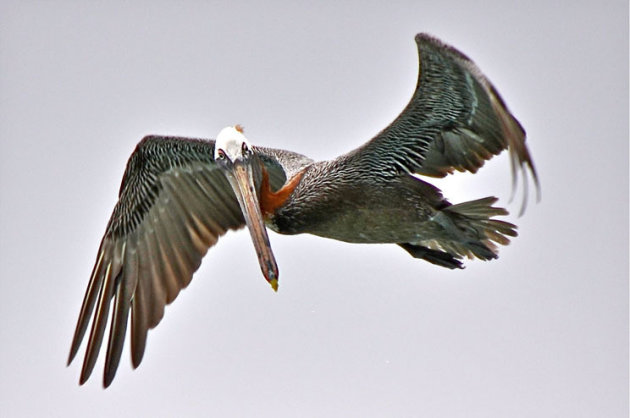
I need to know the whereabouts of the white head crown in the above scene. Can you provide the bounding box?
[215,125,251,161]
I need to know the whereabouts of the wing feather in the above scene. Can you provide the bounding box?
[69,135,296,386]
[103,234,138,386]
[130,240,149,368]
[79,259,116,384]
[347,33,539,209]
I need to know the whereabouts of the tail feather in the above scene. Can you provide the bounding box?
[420,197,517,263]
[445,197,508,219]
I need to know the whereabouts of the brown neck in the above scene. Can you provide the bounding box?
[260,166,304,218]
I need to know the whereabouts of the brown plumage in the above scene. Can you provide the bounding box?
[68,33,538,387]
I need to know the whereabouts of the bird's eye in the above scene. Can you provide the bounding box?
[242,142,250,154]
[217,149,226,160]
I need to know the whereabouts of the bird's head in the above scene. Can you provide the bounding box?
[214,125,252,164]
[214,125,279,291]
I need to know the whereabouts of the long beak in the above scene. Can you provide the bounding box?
[227,159,279,291]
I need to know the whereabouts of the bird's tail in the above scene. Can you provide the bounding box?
[428,197,517,261]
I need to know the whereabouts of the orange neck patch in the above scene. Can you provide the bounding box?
[260,167,304,218]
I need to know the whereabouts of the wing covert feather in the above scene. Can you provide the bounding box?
[69,135,295,386]
[347,33,538,209]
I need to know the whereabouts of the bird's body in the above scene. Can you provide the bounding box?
[69,33,539,387]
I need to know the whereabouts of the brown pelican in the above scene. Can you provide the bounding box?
[68,33,539,387]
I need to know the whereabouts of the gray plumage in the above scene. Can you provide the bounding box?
[68,33,538,387]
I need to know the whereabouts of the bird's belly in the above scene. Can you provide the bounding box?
[311,208,440,243]
[270,203,439,244]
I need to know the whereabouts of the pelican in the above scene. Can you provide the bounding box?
[68,33,539,387]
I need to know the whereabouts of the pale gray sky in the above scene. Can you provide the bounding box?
[0,1,627,417]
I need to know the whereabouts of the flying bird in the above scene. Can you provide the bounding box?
[68,33,539,387]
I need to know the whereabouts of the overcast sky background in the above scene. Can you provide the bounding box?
[0,1,627,417]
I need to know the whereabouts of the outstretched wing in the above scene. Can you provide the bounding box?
[68,135,291,387]
[348,33,539,210]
